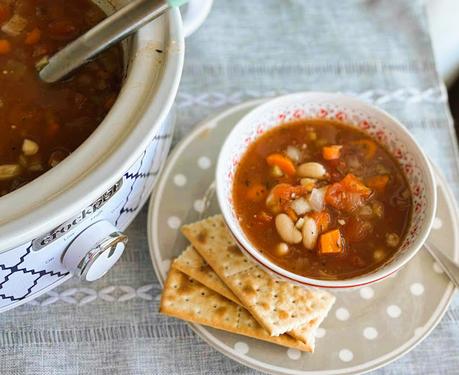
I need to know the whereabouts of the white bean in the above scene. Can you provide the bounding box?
[0,164,21,180]
[275,214,302,244]
[302,217,318,250]
[297,162,327,179]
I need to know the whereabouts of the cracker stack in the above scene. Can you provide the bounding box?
[160,215,335,353]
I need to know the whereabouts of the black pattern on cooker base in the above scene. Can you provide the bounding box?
[117,132,172,223]
[116,150,147,226]
[0,244,69,302]
[0,132,172,307]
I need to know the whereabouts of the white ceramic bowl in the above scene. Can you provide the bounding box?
[216,92,437,288]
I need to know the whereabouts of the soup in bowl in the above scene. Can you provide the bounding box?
[216,92,436,288]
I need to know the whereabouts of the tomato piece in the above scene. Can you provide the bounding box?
[309,211,331,232]
[267,183,309,211]
[326,183,367,212]
[367,175,389,193]
[325,174,372,212]
[344,217,373,242]
[350,139,377,159]
[0,4,10,24]
[0,39,11,55]
[254,211,273,224]
[25,28,42,45]
[341,174,372,197]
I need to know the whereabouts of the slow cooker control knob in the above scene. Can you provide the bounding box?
[62,221,128,282]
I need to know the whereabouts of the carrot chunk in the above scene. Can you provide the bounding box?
[351,139,377,159]
[25,27,41,45]
[319,229,343,254]
[0,39,11,55]
[322,145,342,160]
[367,175,389,193]
[266,153,296,176]
[341,173,372,197]
[46,122,60,138]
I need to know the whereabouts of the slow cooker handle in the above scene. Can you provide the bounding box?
[182,0,213,38]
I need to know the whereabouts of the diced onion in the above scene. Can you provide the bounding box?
[290,197,312,216]
[1,15,27,37]
[285,146,301,163]
[308,186,328,211]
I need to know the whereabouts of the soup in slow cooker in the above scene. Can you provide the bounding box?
[0,0,123,197]
[233,119,412,280]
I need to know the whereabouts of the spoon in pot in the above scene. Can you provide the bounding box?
[424,240,459,288]
[39,0,189,83]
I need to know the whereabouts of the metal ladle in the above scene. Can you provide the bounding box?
[39,0,189,83]
[424,241,459,288]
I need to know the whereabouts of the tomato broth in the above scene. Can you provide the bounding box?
[0,0,123,196]
[233,119,412,280]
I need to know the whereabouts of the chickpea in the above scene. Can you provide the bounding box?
[385,233,400,248]
[275,242,290,256]
[22,139,39,156]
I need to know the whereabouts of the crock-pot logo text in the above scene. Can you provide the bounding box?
[32,180,123,251]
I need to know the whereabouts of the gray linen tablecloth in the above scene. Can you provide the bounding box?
[1,0,458,374]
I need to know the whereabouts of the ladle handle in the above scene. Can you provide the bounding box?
[182,0,213,38]
[39,0,184,83]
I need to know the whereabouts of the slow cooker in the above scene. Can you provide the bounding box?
[0,0,212,312]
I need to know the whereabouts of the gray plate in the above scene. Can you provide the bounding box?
[148,100,458,375]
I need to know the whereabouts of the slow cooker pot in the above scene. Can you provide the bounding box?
[0,0,212,312]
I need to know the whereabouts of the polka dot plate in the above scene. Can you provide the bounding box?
[148,100,458,374]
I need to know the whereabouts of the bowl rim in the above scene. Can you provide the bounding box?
[216,91,437,288]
